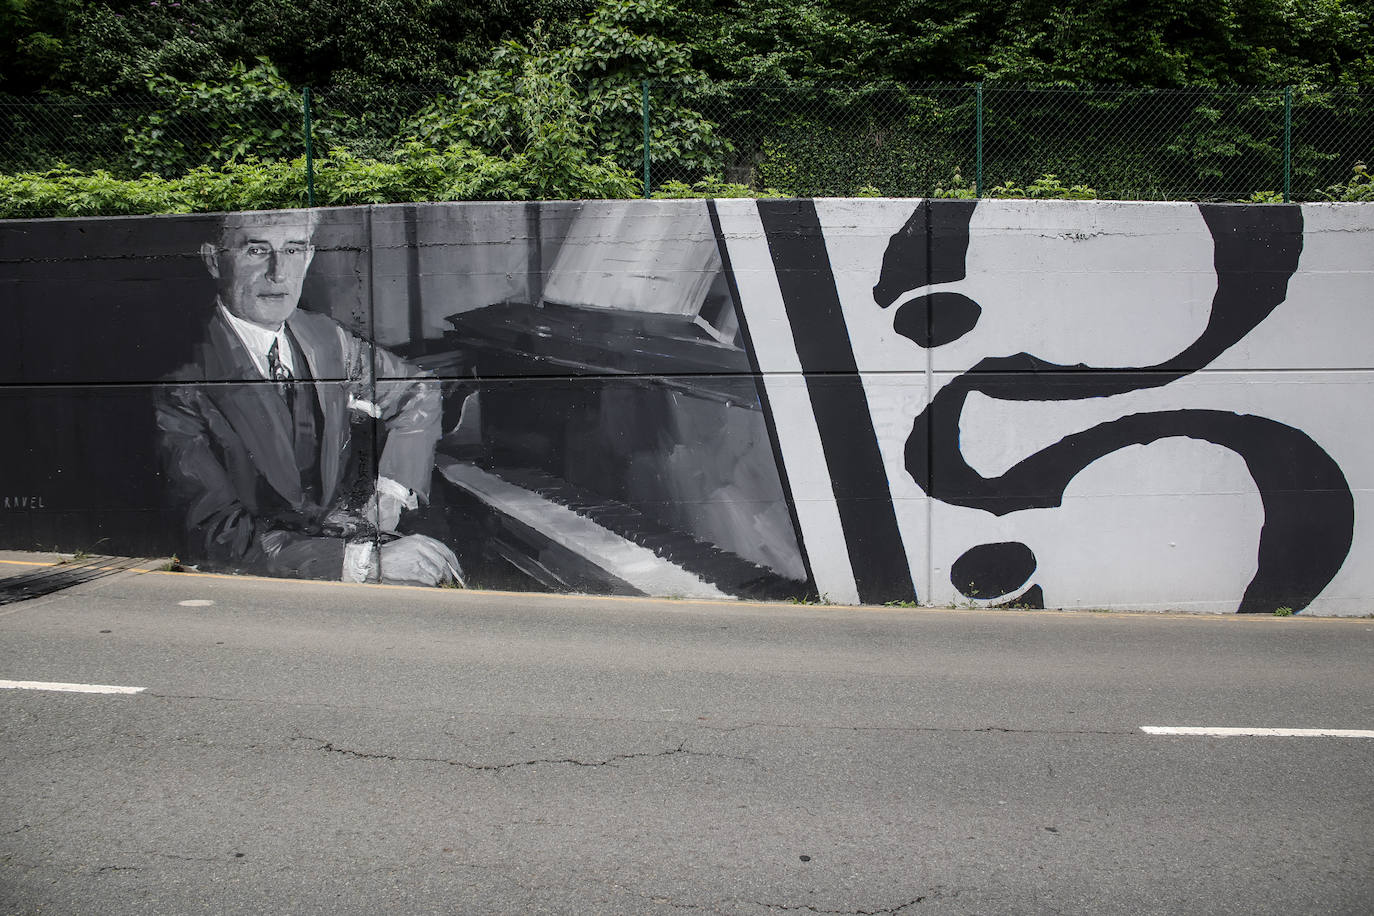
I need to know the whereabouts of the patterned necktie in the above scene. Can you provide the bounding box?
[266,337,293,406]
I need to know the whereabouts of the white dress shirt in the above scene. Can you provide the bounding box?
[219,303,297,378]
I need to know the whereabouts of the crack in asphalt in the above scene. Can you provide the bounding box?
[299,736,756,770]
[755,897,928,915]
[138,694,1130,739]
[156,853,228,864]
[140,691,380,710]
[638,894,728,913]
[0,803,81,836]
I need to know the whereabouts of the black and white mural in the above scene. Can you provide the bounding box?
[1,198,1369,613]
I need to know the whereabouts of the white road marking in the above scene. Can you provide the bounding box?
[178,599,214,607]
[1141,726,1374,738]
[0,679,145,695]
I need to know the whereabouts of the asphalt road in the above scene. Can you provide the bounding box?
[1,555,1371,915]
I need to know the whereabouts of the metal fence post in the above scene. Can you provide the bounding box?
[642,80,651,198]
[1283,86,1292,203]
[975,83,984,198]
[303,86,316,208]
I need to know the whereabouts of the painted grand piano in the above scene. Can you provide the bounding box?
[400,204,812,601]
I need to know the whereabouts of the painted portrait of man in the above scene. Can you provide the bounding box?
[154,210,462,586]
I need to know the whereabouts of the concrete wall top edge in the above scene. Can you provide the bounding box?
[6,198,1374,229]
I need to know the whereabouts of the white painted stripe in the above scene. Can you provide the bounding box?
[714,200,861,605]
[1141,726,1374,738]
[0,679,145,695]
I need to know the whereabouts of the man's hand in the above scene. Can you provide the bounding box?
[370,477,416,533]
[374,489,408,533]
[379,534,464,588]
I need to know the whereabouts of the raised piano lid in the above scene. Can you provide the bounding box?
[443,302,750,375]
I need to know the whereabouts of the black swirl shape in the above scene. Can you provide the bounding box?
[881,202,1353,613]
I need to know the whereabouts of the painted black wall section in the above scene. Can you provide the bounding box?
[0,215,222,386]
[0,215,224,555]
[885,203,1354,613]
[0,210,381,560]
[756,199,915,604]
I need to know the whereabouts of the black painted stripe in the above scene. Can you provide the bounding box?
[706,200,818,596]
[756,199,916,604]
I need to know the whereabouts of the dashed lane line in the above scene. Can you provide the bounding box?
[0,680,145,695]
[1141,726,1374,738]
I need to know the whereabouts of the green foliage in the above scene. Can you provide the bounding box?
[989,174,1099,199]
[0,0,80,93]
[751,91,973,197]
[679,0,1374,88]
[887,0,1372,87]
[0,143,640,219]
[934,169,1099,199]
[407,0,729,182]
[933,167,978,198]
[7,0,1374,99]
[0,166,192,218]
[1321,161,1374,201]
[1,1,593,97]
[2,0,1373,206]
[650,176,783,197]
[1249,160,1374,203]
[127,58,303,176]
[22,0,252,96]
[686,0,905,84]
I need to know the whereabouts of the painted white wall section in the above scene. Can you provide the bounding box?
[725,198,1371,614]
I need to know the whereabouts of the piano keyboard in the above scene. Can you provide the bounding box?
[436,457,805,600]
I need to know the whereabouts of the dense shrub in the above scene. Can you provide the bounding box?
[0,143,640,219]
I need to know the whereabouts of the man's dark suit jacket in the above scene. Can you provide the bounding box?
[155,307,440,579]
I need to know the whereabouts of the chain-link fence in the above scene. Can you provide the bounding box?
[656,83,1373,201]
[3,81,1371,202]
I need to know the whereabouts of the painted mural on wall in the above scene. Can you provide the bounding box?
[1,199,1369,613]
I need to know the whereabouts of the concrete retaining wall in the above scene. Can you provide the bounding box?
[2,199,1369,613]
